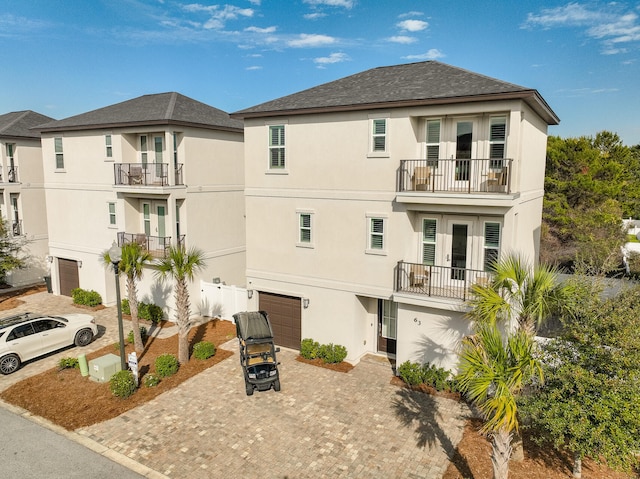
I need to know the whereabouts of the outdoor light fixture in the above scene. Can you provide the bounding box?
[247,289,253,299]
[303,298,309,309]
[109,241,127,371]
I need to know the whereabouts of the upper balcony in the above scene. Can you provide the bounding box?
[395,260,490,303]
[0,166,19,184]
[396,158,514,207]
[117,232,186,259]
[114,163,184,191]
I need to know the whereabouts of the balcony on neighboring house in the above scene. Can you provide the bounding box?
[395,260,490,302]
[12,220,22,236]
[117,232,186,259]
[398,158,512,194]
[114,163,184,187]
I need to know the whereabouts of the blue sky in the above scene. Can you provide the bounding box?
[1,0,639,145]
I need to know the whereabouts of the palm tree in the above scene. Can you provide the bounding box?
[468,253,565,335]
[155,245,206,363]
[457,321,543,479]
[103,242,152,352]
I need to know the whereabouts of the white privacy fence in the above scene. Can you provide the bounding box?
[198,280,247,321]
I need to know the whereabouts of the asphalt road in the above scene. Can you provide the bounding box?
[0,407,144,479]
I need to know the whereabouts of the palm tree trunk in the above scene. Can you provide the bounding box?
[510,431,524,462]
[175,278,191,364]
[491,428,512,479]
[127,277,143,352]
[573,452,582,478]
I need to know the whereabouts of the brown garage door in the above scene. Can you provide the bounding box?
[259,292,301,350]
[58,258,79,297]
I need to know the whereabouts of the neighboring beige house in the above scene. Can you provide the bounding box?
[38,93,245,312]
[233,61,559,369]
[0,110,54,286]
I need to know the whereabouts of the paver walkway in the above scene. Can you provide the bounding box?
[2,292,472,478]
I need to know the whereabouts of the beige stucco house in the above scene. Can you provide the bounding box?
[0,110,54,286]
[233,61,559,370]
[38,93,245,312]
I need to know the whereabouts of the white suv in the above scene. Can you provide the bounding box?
[0,312,98,374]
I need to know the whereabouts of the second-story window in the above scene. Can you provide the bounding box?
[269,125,285,169]
[489,117,507,169]
[6,143,16,182]
[108,202,116,226]
[54,137,64,169]
[371,119,387,152]
[299,213,312,244]
[154,136,163,162]
[422,218,437,265]
[105,135,113,158]
[369,217,385,251]
[484,222,501,272]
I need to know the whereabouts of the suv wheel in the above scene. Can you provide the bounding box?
[74,328,94,347]
[0,354,20,375]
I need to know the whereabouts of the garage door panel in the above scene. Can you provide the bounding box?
[58,259,79,297]
[259,292,301,350]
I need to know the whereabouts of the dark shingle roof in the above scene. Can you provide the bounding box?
[0,111,55,139]
[233,61,559,125]
[37,92,243,133]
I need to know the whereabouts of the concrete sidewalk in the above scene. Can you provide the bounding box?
[2,292,471,478]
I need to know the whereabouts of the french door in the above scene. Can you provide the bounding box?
[443,218,473,287]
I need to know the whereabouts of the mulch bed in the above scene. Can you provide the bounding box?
[1,319,237,430]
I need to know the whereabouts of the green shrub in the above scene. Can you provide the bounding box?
[318,343,348,364]
[121,299,164,323]
[398,360,424,386]
[193,341,216,360]
[155,353,179,378]
[71,288,102,307]
[422,363,451,391]
[127,326,148,345]
[58,357,79,370]
[143,374,160,388]
[300,338,320,359]
[109,370,137,398]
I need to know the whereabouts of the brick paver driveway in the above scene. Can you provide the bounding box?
[79,341,470,479]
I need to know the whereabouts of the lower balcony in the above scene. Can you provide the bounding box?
[395,261,490,301]
[117,232,185,259]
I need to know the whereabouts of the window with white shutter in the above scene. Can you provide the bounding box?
[54,137,64,169]
[299,213,311,243]
[422,218,437,265]
[269,125,285,169]
[489,117,506,169]
[426,120,441,168]
[105,135,112,158]
[484,222,501,271]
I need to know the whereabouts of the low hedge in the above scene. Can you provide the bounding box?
[300,338,348,364]
[121,299,164,323]
[71,288,102,307]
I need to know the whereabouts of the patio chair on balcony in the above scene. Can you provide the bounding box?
[409,265,429,289]
[128,165,144,185]
[487,166,508,192]
[135,233,147,249]
[411,166,431,191]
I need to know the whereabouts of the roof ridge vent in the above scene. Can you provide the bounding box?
[165,92,178,120]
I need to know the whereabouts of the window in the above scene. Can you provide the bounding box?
[7,323,35,340]
[426,120,440,167]
[484,222,501,272]
[6,143,16,182]
[143,203,151,236]
[371,119,387,152]
[6,143,14,161]
[154,137,163,162]
[489,117,506,168]
[105,135,112,158]
[269,125,285,169]
[108,202,116,226]
[54,137,64,169]
[422,219,437,265]
[299,213,312,244]
[368,217,385,252]
[380,300,397,340]
[140,136,148,165]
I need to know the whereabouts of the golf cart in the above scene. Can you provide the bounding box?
[233,311,281,396]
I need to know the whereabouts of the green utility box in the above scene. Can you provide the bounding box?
[88,353,122,382]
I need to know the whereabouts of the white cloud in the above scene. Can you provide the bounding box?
[304,12,327,20]
[313,52,349,65]
[182,4,253,30]
[245,26,277,34]
[403,49,445,60]
[398,11,424,19]
[397,19,428,32]
[288,33,336,47]
[388,35,417,44]
[303,0,354,8]
[246,65,262,70]
[523,3,640,54]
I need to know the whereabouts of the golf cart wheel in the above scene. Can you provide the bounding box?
[245,382,254,396]
[273,379,281,392]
